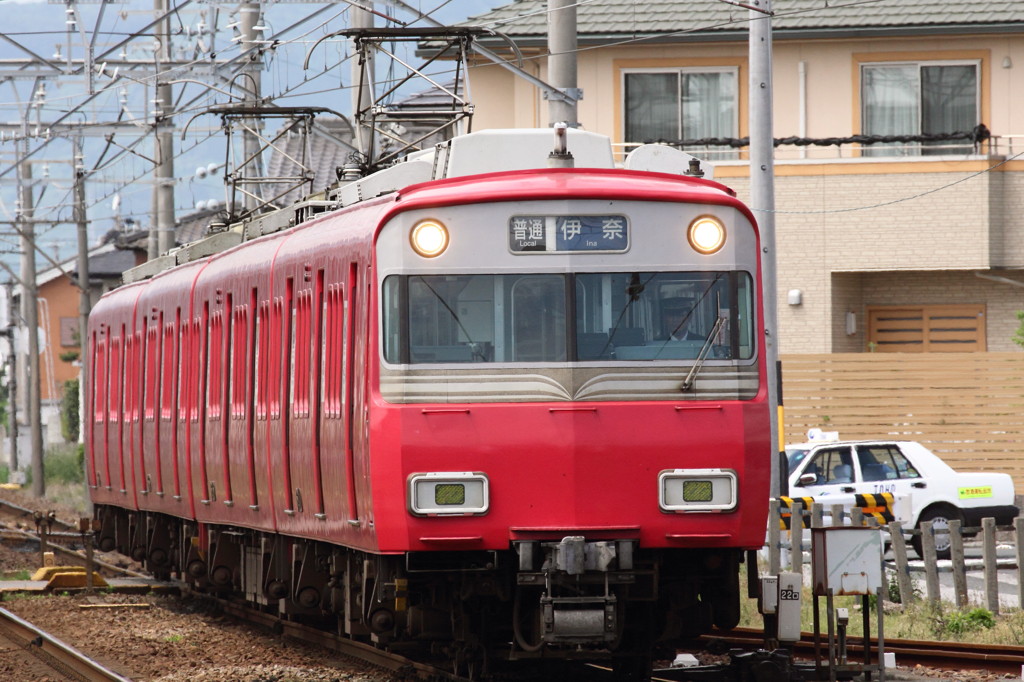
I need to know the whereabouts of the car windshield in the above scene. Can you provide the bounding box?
[786,447,811,471]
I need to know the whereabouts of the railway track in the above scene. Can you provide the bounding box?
[213,596,477,681]
[0,605,132,681]
[704,626,1024,676]
[0,497,147,579]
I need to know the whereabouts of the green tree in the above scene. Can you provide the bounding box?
[60,378,80,443]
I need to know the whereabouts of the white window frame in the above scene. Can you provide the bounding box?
[621,66,739,147]
[860,59,981,157]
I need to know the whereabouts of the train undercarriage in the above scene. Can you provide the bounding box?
[97,505,745,680]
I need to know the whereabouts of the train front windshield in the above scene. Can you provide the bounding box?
[382,271,754,364]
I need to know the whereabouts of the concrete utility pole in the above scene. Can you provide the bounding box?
[749,0,780,497]
[5,283,17,474]
[350,1,375,162]
[546,0,580,127]
[240,2,264,210]
[73,138,91,510]
[153,0,176,257]
[17,148,44,497]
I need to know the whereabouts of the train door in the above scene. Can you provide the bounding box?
[255,300,271,516]
[345,263,360,525]
[143,313,162,500]
[167,309,182,502]
[318,281,347,526]
[127,328,142,507]
[89,329,107,489]
[238,290,259,512]
[310,270,326,518]
[114,327,127,497]
[196,304,212,507]
[219,294,234,507]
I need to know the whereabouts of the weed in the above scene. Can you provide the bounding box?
[164,634,184,643]
[944,608,996,636]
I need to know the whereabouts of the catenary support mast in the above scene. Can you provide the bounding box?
[749,0,780,497]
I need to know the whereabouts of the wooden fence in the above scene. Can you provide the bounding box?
[767,500,1024,613]
[780,352,1024,494]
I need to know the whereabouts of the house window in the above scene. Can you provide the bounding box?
[623,68,737,157]
[60,317,79,347]
[861,62,978,156]
[867,304,985,352]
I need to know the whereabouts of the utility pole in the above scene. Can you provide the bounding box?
[749,0,780,497]
[17,146,44,497]
[350,1,375,162]
[241,1,264,210]
[73,137,91,510]
[5,283,17,475]
[546,0,580,127]
[153,0,176,257]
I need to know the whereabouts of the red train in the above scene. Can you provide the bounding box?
[86,128,770,679]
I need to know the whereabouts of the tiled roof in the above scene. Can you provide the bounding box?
[265,117,356,207]
[463,0,1024,40]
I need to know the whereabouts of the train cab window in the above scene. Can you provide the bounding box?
[383,270,753,365]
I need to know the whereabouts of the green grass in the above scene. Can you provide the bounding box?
[0,570,32,581]
[739,571,1024,644]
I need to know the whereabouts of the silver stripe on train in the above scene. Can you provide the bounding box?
[380,366,759,403]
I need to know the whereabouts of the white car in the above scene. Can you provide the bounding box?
[785,438,1019,559]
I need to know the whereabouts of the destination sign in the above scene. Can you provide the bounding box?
[509,215,629,253]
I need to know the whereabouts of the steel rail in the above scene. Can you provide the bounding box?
[0,606,133,682]
[214,596,471,681]
[706,626,1024,675]
[0,525,150,579]
[0,496,76,530]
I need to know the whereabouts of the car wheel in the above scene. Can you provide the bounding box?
[912,506,962,560]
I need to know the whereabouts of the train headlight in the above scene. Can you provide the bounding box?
[659,469,736,512]
[688,216,726,255]
[410,220,450,258]
[408,472,489,516]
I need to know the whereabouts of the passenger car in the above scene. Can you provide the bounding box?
[786,436,1018,559]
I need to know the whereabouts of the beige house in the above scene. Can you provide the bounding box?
[461,0,1024,353]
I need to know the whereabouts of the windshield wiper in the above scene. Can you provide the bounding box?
[681,315,727,392]
[412,276,486,361]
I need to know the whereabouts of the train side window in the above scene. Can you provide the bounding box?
[322,286,344,418]
[293,291,311,418]
[109,336,121,423]
[269,298,283,419]
[190,319,202,423]
[255,302,269,420]
[208,312,223,419]
[144,321,159,421]
[232,305,248,419]
[93,335,106,423]
[177,320,188,422]
[161,322,175,420]
[125,334,137,422]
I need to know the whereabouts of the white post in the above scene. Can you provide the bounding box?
[749,0,780,497]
